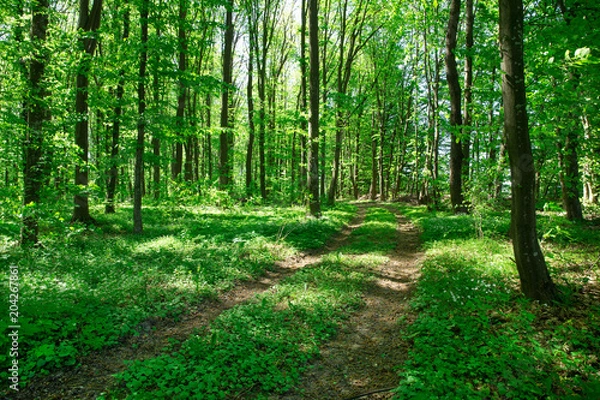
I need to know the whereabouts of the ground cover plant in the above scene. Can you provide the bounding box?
[395,205,600,399]
[104,205,399,399]
[0,202,355,391]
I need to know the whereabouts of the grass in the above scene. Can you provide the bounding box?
[104,205,400,399]
[0,202,356,391]
[395,205,600,399]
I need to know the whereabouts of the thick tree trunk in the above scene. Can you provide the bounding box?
[219,1,234,189]
[308,0,321,216]
[72,0,102,224]
[500,0,557,301]
[445,0,466,213]
[133,0,149,234]
[21,0,50,245]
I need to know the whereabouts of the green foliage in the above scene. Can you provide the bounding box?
[107,206,401,399]
[341,206,398,255]
[113,262,367,399]
[395,207,600,399]
[0,202,355,390]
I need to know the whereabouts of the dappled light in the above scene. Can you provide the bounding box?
[1,0,598,396]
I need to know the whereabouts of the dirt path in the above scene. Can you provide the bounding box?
[273,204,422,400]
[13,203,421,400]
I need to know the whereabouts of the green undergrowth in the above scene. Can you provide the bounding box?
[109,262,367,400]
[104,205,399,399]
[0,203,355,391]
[341,206,398,255]
[395,205,600,399]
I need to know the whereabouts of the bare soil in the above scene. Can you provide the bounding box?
[272,204,422,400]
[11,203,422,400]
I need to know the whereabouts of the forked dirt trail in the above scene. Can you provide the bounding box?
[13,203,422,400]
[274,204,422,400]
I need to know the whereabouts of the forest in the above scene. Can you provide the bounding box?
[1,0,599,398]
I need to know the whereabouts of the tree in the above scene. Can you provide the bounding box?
[133,0,150,234]
[499,0,557,301]
[445,0,467,213]
[105,0,130,214]
[72,0,102,224]
[173,0,188,181]
[219,0,234,189]
[21,0,50,245]
[308,0,321,216]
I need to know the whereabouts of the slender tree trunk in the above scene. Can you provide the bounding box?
[462,0,474,184]
[72,0,102,224]
[299,0,309,194]
[205,93,213,180]
[378,102,386,201]
[106,3,129,213]
[557,126,583,220]
[581,114,597,204]
[21,0,50,245]
[308,0,321,216]
[174,0,188,182]
[499,0,557,301]
[246,47,256,193]
[445,0,466,213]
[219,0,234,189]
[133,0,149,234]
[369,112,378,200]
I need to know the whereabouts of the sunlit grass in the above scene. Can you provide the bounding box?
[395,205,600,399]
[107,206,401,398]
[0,202,356,391]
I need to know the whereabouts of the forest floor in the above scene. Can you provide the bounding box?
[11,202,422,400]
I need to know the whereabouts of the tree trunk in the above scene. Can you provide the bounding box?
[369,112,378,200]
[21,0,50,245]
[219,0,234,189]
[246,45,256,193]
[151,18,162,199]
[174,0,188,182]
[308,0,321,217]
[299,0,309,194]
[72,0,102,224]
[581,114,597,204]
[445,0,466,213]
[133,0,149,234]
[557,127,583,220]
[462,0,474,185]
[106,3,129,214]
[499,0,557,301]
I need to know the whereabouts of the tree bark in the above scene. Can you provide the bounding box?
[173,0,188,182]
[106,3,129,214]
[133,0,149,234]
[499,0,557,301]
[299,0,309,194]
[308,0,321,216]
[219,0,234,189]
[246,45,256,193]
[445,0,466,213]
[557,126,583,220]
[462,0,474,184]
[72,0,102,224]
[21,0,50,245]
